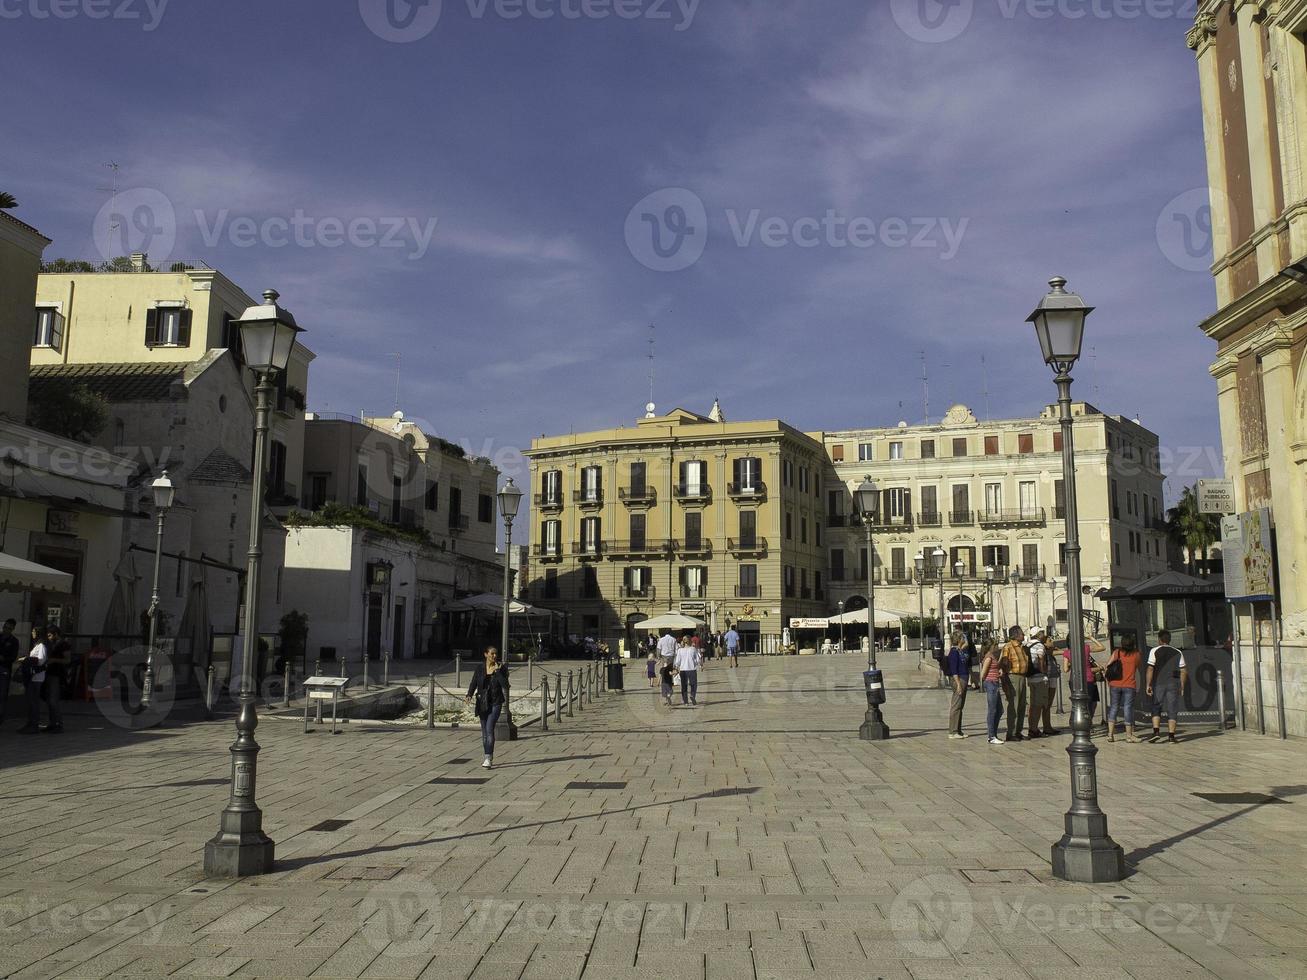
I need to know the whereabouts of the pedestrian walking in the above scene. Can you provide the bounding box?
[18,626,48,734]
[965,633,981,690]
[943,630,969,739]
[977,639,1004,744]
[659,658,676,706]
[42,626,68,733]
[646,651,658,687]
[465,646,509,769]
[1105,635,1143,743]
[725,626,740,668]
[998,626,1030,742]
[656,628,677,663]
[1041,635,1062,733]
[0,618,18,728]
[673,634,701,705]
[1145,629,1188,744]
[1026,628,1050,739]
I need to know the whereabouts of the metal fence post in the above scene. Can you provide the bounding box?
[567,670,574,717]
[384,651,391,687]
[427,674,435,730]
[555,673,563,723]
[1217,669,1227,733]
[528,653,534,690]
[456,651,462,689]
[205,665,215,719]
[283,661,291,708]
[541,676,549,731]
[363,655,369,692]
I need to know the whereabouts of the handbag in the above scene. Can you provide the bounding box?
[1105,654,1123,683]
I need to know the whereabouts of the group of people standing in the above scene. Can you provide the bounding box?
[1,619,67,734]
[646,626,739,707]
[943,625,1190,746]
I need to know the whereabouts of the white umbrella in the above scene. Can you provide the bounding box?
[633,612,704,631]
[445,592,552,616]
[827,606,914,628]
[0,552,74,593]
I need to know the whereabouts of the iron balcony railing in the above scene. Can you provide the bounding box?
[978,508,1047,527]
[674,484,712,503]
[606,539,671,557]
[573,489,604,507]
[735,584,761,598]
[886,571,913,585]
[864,514,913,532]
[917,511,943,528]
[826,514,848,528]
[572,540,604,558]
[949,509,975,526]
[448,514,469,533]
[672,539,712,556]
[618,486,657,505]
[727,481,767,500]
[534,492,564,511]
[533,542,562,558]
[619,585,656,599]
[727,537,768,555]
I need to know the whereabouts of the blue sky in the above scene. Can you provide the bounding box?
[3,0,1220,501]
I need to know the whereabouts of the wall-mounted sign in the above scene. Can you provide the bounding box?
[1197,478,1235,515]
[1221,508,1274,603]
[789,618,829,629]
[45,509,79,536]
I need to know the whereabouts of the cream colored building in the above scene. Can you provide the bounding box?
[522,405,829,652]
[1188,2,1307,735]
[819,403,1167,640]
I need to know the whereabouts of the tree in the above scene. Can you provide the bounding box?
[27,380,109,443]
[1166,485,1221,576]
[0,192,17,209]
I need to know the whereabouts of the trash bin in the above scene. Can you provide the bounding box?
[606,661,624,690]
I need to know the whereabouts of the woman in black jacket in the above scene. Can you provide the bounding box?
[465,646,509,769]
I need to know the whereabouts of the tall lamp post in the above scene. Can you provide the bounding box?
[1009,569,1020,634]
[836,599,845,653]
[914,552,926,666]
[1027,276,1123,882]
[204,289,302,878]
[497,478,523,743]
[932,547,946,682]
[984,565,995,642]
[854,476,888,739]
[140,470,175,712]
[953,559,965,639]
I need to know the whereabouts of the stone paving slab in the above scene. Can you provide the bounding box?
[1,653,1305,978]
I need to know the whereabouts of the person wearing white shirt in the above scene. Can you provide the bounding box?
[1145,629,1188,743]
[656,630,677,662]
[18,628,48,734]
[673,638,701,705]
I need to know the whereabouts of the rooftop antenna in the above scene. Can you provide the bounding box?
[99,161,121,249]
[920,351,929,424]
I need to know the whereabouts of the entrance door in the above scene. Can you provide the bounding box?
[29,548,83,634]
[366,591,384,660]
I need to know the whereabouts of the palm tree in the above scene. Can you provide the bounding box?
[1166,485,1222,576]
[0,192,17,209]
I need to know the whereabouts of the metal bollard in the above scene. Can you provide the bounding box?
[567,670,574,717]
[384,651,390,687]
[339,657,346,678]
[456,651,461,689]
[283,662,291,708]
[205,665,215,718]
[363,655,369,692]
[541,677,549,731]
[427,674,435,730]
[1217,670,1227,733]
[555,673,563,723]
[528,653,533,690]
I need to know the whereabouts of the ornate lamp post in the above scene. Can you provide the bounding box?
[497,478,523,742]
[204,289,302,878]
[984,565,996,642]
[140,470,175,712]
[953,559,965,639]
[1009,569,1020,635]
[836,599,845,653]
[854,476,888,739]
[1027,276,1123,882]
[914,552,926,666]
[932,547,946,682]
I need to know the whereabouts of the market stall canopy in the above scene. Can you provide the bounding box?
[826,606,915,628]
[1097,571,1224,602]
[634,613,705,631]
[0,552,74,593]
[444,592,555,617]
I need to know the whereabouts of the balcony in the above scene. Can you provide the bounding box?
[447,513,469,535]
[949,509,975,526]
[672,538,713,558]
[573,490,604,509]
[1054,505,1066,520]
[800,586,812,599]
[620,585,656,600]
[978,508,1047,528]
[727,537,768,556]
[917,511,943,528]
[865,514,913,533]
[674,484,712,504]
[735,584,761,598]
[826,513,848,528]
[1017,564,1046,581]
[619,486,657,506]
[886,572,913,585]
[572,541,605,560]
[727,481,767,501]
[395,507,419,530]
[533,543,563,560]
[534,492,564,513]
[605,539,671,558]
[681,585,706,599]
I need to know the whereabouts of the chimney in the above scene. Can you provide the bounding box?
[130,252,147,272]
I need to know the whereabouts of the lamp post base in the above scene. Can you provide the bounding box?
[1051,827,1125,883]
[203,816,275,878]
[496,709,516,743]
[859,707,890,740]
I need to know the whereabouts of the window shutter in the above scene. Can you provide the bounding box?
[51,311,64,352]
[678,461,686,487]
[177,308,193,347]
[733,457,742,487]
[144,308,159,347]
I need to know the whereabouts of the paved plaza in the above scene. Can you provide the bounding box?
[1,653,1305,980]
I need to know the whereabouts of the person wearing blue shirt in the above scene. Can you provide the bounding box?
[724,627,740,668]
[943,630,970,739]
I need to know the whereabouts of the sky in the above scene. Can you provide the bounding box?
[3,0,1222,504]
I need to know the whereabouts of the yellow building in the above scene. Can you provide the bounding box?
[1188,3,1307,735]
[522,404,829,652]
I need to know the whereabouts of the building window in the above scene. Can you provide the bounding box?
[920,439,935,459]
[682,565,707,598]
[891,547,906,581]
[950,546,976,577]
[831,444,845,462]
[1019,480,1037,517]
[800,517,807,544]
[1022,543,1039,577]
[738,563,758,597]
[1053,430,1063,452]
[356,465,368,506]
[33,307,64,350]
[308,474,328,510]
[1113,543,1121,566]
[629,513,647,550]
[952,437,968,457]
[392,476,403,523]
[267,440,287,499]
[542,470,562,505]
[629,461,647,496]
[449,486,462,525]
[478,493,493,523]
[858,442,874,462]
[815,571,823,598]
[984,482,1002,516]
[540,519,561,556]
[859,547,869,580]
[1018,433,1034,454]
[623,566,652,597]
[580,516,601,554]
[784,565,795,598]
[785,512,793,540]
[815,521,822,547]
[888,441,903,460]
[831,548,846,581]
[800,567,808,598]
[984,435,999,456]
[544,568,559,598]
[425,481,438,511]
[738,510,757,548]
[679,459,708,496]
[982,544,1009,572]
[1054,479,1065,518]
[920,486,938,523]
[884,487,911,522]
[951,484,970,519]
[145,305,192,347]
[782,459,793,486]
[221,311,243,366]
[734,456,763,492]
[580,465,602,503]
[827,488,844,522]
[583,566,600,598]
[1111,479,1120,519]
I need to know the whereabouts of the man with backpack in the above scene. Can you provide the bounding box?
[1146,630,1188,744]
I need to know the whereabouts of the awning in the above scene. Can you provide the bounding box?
[443,592,557,617]
[634,613,705,631]
[826,606,914,628]
[0,552,74,593]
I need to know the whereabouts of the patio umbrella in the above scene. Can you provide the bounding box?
[826,606,914,628]
[101,555,140,637]
[174,567,211,695]
[0,552,74,593]
[633,612,705,631]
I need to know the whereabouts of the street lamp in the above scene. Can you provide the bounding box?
[1027,275,1123,883]
[141,470,175,712]
[497,478,523,742]
[914,552,926,667]
[204,289,302,878]
[984,565,995,641]
[953,559,965,638]
[836,599,845,654]
[1009,569,1020,636]
[932,547,946,683]
[854,475,888,739]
